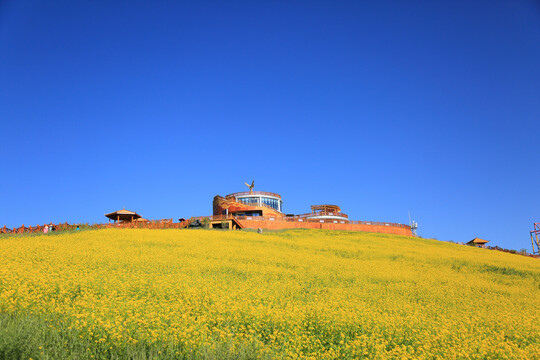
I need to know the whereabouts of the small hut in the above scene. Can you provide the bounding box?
[466,237,489,248]
[105,208,142,223]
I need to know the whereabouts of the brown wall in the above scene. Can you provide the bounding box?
[237,219,412,236]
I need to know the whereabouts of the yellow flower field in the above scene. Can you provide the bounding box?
[0,229,539,359]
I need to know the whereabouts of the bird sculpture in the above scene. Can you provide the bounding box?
[245,180,254,193]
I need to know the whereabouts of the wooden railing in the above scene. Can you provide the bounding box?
[189,215,236,222]
[1,222,79,234]
[0,218,192,234]
[1,215,409,234]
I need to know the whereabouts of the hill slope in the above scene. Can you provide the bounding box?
[0,229,539,359]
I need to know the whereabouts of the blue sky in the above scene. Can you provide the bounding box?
[1,1,539,249]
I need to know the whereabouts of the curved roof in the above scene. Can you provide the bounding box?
[468,237,489,244]
[226,191,282,199]
[105,209,142,220]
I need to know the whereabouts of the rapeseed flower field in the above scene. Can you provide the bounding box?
[0,229,539,359]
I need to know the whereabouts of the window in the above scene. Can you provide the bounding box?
[261,197,279,210]
[238,197,258,205]
[238,196,282,212]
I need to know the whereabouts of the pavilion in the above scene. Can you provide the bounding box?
[105,208,142,223]
[466,237,489,248]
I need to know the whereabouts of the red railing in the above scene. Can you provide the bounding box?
[285,217,410,229]
[294,211,350,219]
[189,215,409,229]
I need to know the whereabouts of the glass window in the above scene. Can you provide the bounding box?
[262,197,279,210]
[238,197,259,205]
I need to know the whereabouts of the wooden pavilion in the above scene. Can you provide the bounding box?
[466,237,489,248]
[311,205,341,214]
[105,208,142,223]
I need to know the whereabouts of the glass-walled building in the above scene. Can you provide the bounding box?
[235,193,283,212]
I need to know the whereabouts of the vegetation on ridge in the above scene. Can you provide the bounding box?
[0,229,539,359]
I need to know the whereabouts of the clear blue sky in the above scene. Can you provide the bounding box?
[1,1,539,249]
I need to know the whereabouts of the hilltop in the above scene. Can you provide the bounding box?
[0,229,539,359]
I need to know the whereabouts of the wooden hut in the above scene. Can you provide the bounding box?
[105,208,142,223]
[466,237,489,248]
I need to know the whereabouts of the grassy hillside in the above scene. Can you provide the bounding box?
[0,229,539,359]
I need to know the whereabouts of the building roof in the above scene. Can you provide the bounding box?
[104,208,142,220]
[225,191,282,199]
[467,237,489,245]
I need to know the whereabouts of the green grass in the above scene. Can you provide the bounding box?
[0,312,268,360]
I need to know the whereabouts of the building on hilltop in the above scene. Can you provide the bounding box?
[207,183,413,236]
[466,237,489,248]
[213,191,348,224]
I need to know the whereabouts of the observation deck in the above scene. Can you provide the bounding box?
[295,204,349,222]
[225,191,282,199]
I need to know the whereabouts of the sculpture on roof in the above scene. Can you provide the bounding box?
[245,180,254,193]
